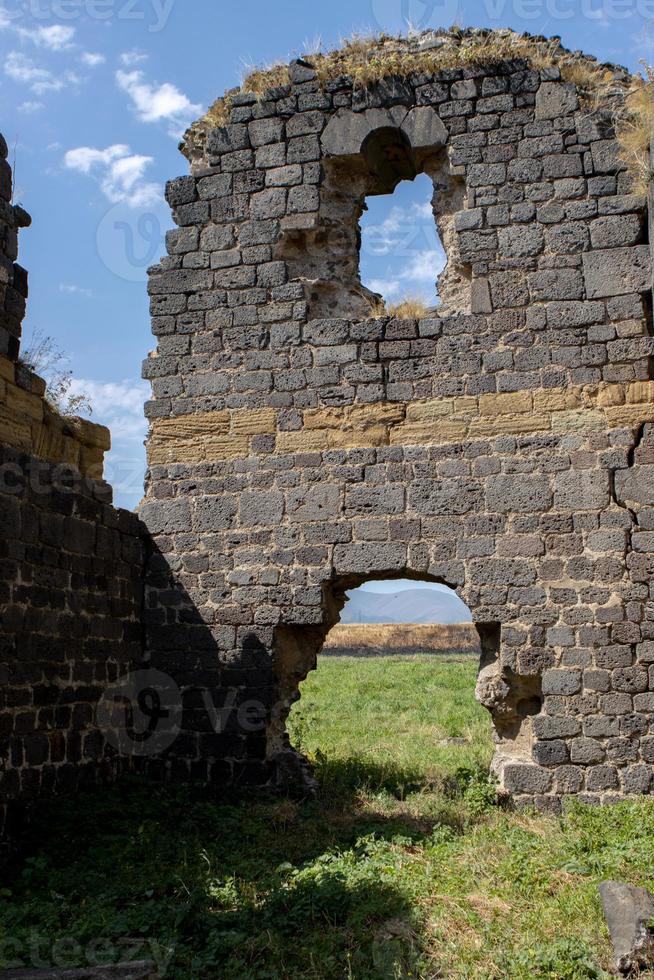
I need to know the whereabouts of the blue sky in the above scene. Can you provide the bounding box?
[1,0,651,509]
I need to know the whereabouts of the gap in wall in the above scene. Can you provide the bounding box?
[286,577,493,799]
[359,173,446,315]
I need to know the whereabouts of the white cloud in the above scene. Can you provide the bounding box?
[64,144,129,174]
[59,282,93,297]
[116,69,202,138]
[119,48,149,67]
[362,202,440,258]
[18,100,44,113]
[64,143,161,208]
[368,277,401,300]
[0,14,76,50]
[401,248,446,283]
[362,197,446,306]
[23,24,75,50]
[6,51,64,93]
[411,201,434,219]
[81,52,105,67]
[70,378,148,433]
[68,377,148,508]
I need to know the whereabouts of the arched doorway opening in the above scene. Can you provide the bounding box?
[282,576,495,800]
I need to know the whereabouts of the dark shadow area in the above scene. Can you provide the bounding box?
[0,772,482,978]
[0,551,495,977]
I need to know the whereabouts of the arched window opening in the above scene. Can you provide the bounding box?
[286,577,494,801]
[275,123,471,321]
[360,173,446,317]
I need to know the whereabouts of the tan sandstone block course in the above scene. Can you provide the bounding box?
[148,437,206,464]
[346,403,405,428]
[303,408,345,430]
[603,403,654,427]
[0,356,15,384]
[390,419,468,444]
[479,391,532,416]
[468,412,551,437]
[595,384,625,408]
[6,383,43,422]
[0,407,33,451]
[627,381,654,404]
[151,411,231,441]
[328,426,389,448]
[551,409,606,433]
[276,430,331,453]
[204,434,251,460]
[230,408,277,434]
[533,388,582,412]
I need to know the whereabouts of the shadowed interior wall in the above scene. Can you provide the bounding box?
[0,135,146,858]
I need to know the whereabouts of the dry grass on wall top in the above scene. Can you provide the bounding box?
[306,30,616,93]
[617,70,654,196]
[365,295,431,319]
[385,298,431,319]
[184,28,633,158]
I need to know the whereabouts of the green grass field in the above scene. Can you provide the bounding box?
[2,654,654,978]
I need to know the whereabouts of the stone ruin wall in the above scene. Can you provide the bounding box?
[0,134,145,856]
[141,32,654,810]
[1,30,654,844]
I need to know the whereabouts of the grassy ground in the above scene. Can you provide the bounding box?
[1,654,654,978]
[289,654,493,787]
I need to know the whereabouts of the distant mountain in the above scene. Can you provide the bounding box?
[340,588,471,625]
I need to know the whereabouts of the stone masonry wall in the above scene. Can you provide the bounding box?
[141,30,654,810]
[0,135,146,856]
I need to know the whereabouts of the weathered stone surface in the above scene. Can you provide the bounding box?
[599,881,654,975]
[486,475,551,514]
[400,107,447,149]
[615,466,654,507]
[535,81,578,119]
[321,108,393,156]
[582,246,651,298]
[139,30,654,809]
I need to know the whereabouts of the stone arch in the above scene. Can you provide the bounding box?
[321,106,447,162]
[275,104,470,320]
[265,567,533,794]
